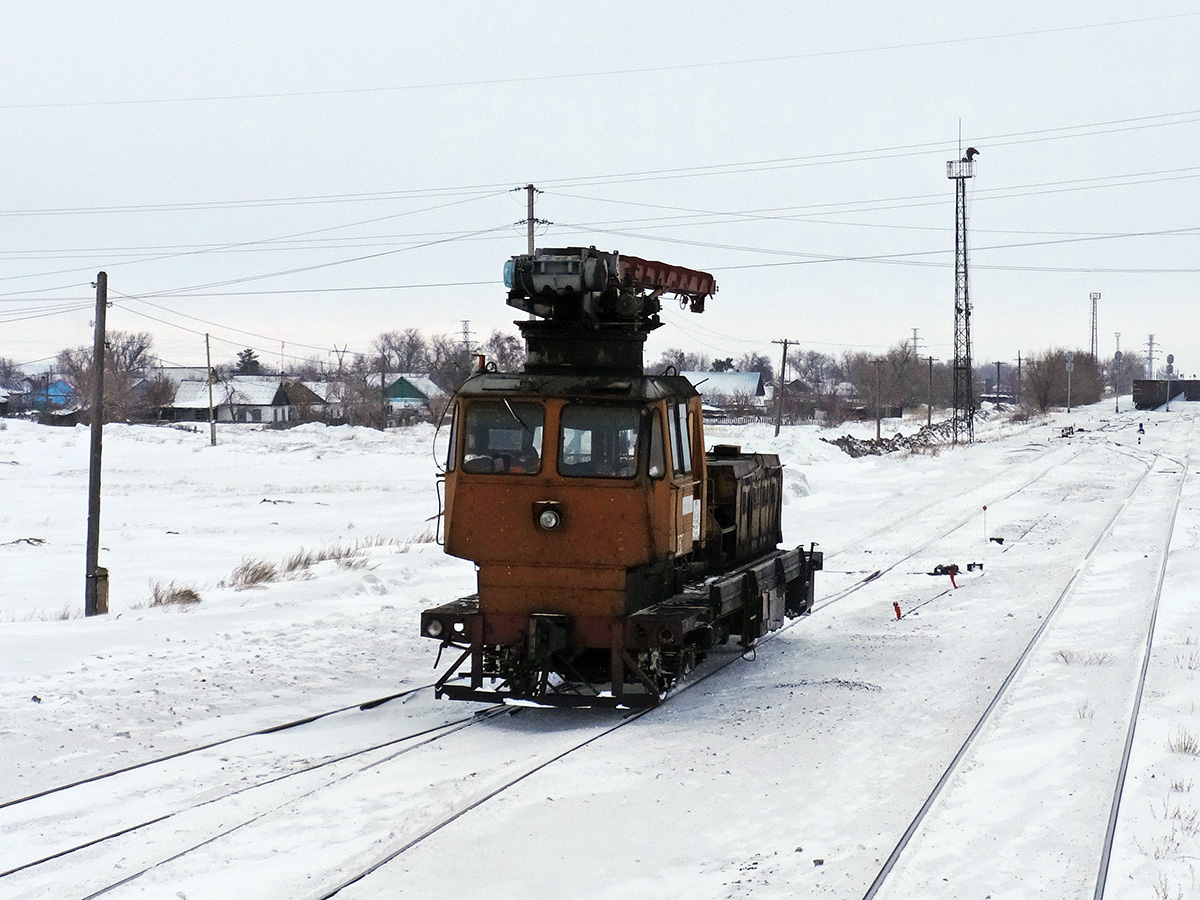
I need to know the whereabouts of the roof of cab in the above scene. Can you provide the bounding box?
[455,371,699,402]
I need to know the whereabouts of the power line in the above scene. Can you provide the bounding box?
[0,191,511,286]
[3,13,1192,111]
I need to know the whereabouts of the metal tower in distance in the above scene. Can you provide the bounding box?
[947,148,978,443]
[1090,292,1100,359]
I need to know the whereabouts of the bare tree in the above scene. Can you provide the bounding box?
[482,330,523,372]
[736,352,773,384]
[0,357,22,379]
[57,330,161,423]
[1025,349,1067,412]
[654,348,710,372]
[373,328,428,373]
[427,332,473,391]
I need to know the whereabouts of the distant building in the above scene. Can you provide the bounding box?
[0,376,34,415]
[31,378,76,413]
[680,371,770,420]
[384,374,446,413]
[162,376,319,425]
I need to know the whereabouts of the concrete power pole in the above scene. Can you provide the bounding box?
[1090,292,1100,359]
[85,272,109,617]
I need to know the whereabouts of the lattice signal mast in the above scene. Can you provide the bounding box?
[947,147,978,443]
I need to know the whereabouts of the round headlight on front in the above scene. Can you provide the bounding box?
[426,618,444,638]
[538,509,562,530]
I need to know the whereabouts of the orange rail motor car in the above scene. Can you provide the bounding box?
[422,247,821,707]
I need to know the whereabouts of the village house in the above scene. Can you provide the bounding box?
[161,376,323,425]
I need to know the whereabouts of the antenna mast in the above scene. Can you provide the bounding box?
[947,146,978,443]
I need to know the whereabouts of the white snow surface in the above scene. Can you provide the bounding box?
[0,405,1197,900]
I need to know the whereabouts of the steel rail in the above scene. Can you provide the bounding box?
[813,443,1098,614]
[1094,416,1195,899]
[310,638,765,899]
[817,441,1093,568]
[76,705,510,900]
[859,411,1193,900]
[1,704,498,885]
[0,682,437,813]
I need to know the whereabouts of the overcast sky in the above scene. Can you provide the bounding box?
[2,3,1198,379]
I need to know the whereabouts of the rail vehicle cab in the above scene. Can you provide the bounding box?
[440,373,707,651]
[421,247,820,707]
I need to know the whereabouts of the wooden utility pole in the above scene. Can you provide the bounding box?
[206,333,217,446]
[85,272,109,617]
[772,338,792,436]
[927,356,935,428]
[874,358,883,440]
[380,357,389,429]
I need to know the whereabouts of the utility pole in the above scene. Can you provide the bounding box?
[995,360,1002,402]
[911,327,920,355]
[1015,351,1022,407]
[518,184,549,320]
[1066,351,1075,413]
[526,184,536,255]
[85,272,109,617]
[205,333,217,446]
[331,345,348,425]
[380,355,389,429]
[772,338,792,436]
[926,356,935,428]
[1114,333,1123,412]
[947,148,978,443]
[874,358,883,440]
[1146,334,1156,379]
[1090,292,1100,360]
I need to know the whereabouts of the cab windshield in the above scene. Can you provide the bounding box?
[461,401,544,474]
[558,405,640,479]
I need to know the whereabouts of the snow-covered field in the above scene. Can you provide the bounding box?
[1,404,1197,900]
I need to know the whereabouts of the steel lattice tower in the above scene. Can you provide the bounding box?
[947,152,976,443]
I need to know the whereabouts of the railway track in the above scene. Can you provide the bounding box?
[301,421,1175,899]
[857,411,1196,899]
[0,686,502,898]
[5,415,1180,899]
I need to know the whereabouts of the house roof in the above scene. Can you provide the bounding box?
[157,367,212,386]
[385,374,445,401]
[0,376,32,394]
[170,377,286,409]
[679,371,767,398]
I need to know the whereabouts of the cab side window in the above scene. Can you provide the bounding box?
[648,408,666,479]
[445,403,459,471]
[668,403,692,475]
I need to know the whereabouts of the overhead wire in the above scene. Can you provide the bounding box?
[2,12,1193,111]
[0,190,512,286]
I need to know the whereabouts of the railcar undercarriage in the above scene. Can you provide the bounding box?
[422,546,822,708]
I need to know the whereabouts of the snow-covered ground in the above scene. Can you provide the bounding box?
[0,404,1196,899]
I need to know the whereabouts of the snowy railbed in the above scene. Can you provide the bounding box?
[0,406,1196,898]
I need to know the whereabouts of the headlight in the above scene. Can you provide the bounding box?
[538,509,562,530]
[426,618,444,638]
